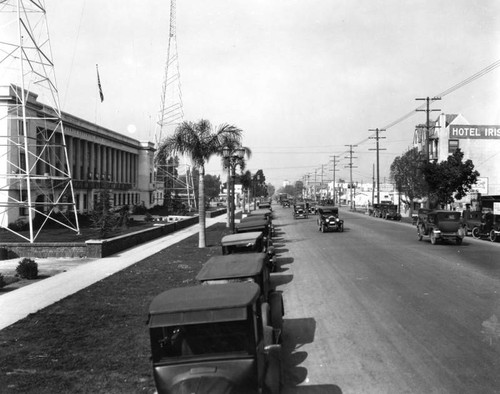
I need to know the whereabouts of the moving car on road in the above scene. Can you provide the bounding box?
[147,283,282,394]
[293,202,309,219]
[317,205,344,232]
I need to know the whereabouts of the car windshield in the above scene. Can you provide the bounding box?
[151,320,254,362]
[322,210,337,215]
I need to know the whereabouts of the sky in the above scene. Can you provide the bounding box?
[2,0,500,189]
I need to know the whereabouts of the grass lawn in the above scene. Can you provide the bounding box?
[0,222,231,393]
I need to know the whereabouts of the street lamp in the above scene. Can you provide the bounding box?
[253,174,261,210]
[223,146,245,233]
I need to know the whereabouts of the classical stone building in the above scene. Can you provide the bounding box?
[0,85,157,227]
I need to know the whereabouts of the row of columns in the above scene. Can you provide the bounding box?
[54,134,138,185]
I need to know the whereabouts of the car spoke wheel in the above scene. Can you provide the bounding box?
[471,227,481,239]
[489,230,497,242]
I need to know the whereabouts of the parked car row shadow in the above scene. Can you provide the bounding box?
[273,206,344,393]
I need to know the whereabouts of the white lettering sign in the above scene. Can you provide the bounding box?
[449,125,500,139]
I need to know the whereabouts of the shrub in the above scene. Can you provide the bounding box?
[0,273,5,288]
[16,258,38,279]
[8,218,29,232]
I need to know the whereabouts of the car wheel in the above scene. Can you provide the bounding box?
[456,237,463,245]
[264,355,281,394]
[489,230,497,242]
[471,227,481,239]
[430,231,437,245]
[417,226,423,241]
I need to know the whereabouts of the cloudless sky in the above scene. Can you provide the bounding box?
[5,0,500,188]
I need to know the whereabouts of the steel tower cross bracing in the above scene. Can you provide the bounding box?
[154,0,195,210]
[0,0,80,242]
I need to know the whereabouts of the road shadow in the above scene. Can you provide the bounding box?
[271,273,293,287]
[276,257,294,268]
[283,385,343,394]
[281,318,316,389]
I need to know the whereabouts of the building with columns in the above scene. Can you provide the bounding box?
[0,85,157,226]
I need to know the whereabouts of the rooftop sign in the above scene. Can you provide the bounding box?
[449,125,500,139]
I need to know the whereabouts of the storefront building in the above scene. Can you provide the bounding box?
[414,113,500,207]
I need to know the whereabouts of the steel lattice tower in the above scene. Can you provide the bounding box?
[155,0,196,210]
[0,0,80,242]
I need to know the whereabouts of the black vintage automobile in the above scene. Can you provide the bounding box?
[416,209,465,245]
[220,231,275,271]
[148,282,282,394]
[317,205,344,232]
[196,253,284,334]
[471,211,500,242]
[384,204,402,220]
[293,202,309,219]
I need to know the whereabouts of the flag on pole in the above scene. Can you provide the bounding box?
[96,64,104,102]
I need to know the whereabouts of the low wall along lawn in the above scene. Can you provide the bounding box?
[0,208,226,259]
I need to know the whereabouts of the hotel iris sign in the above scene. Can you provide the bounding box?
[449,125,500,139]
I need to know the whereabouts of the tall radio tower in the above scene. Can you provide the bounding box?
[155,0,195,210]
[0,1,79,242]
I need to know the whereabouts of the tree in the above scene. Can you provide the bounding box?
[266,183,275,199]
[156,119,242,247]
[423,149,480,208]
[390,147,427,215]
[294,180,304,198]
[204,174,222,202]
[90,183,119,238]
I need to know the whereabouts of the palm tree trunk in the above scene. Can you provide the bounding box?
[198,166,206,248]
[226,172,231,228]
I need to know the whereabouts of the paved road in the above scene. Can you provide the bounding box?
[271,206,500,394]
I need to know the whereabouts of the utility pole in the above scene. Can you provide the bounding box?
[345,145,357,210]
[314,169,317,202]
[416,96,441,208]
[368,128,386,205]
[330,155,339,204]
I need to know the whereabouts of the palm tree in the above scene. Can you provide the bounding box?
[157,119,242,247]
[221,143,252,227]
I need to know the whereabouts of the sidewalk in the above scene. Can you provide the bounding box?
[0,215,227,331]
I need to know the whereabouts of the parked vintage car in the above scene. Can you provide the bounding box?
[237,216,274,238]
[293,202,309,219]
[258,201,272,210]
[147,282,282,394]
[416,209,466,245]
[248,208,273,221]
[317,205,344,232]
[221,231,275,271]
[196,253,284,334]
[471,211,500,242]
[384,205,402,220]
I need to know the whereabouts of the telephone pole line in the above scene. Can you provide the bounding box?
[330,155,340,204]
[368,128,386,205]
[416,96,441,208]
[345,145,357,210]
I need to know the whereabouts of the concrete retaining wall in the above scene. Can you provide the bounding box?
[0,216,200,259]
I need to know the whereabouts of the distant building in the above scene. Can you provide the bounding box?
[413,113,500,202]
[0,85,156,226]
